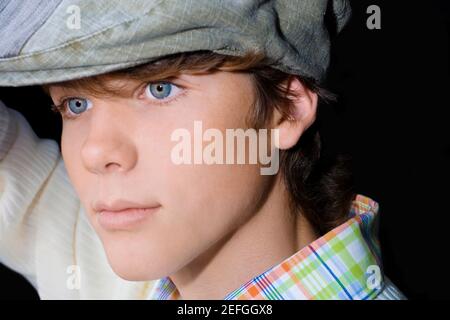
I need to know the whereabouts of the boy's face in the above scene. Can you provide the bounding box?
[49,71,276,280]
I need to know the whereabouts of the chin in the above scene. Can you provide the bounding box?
[102,242,178,282]
[106,254,166,281]
[111,265,153,282]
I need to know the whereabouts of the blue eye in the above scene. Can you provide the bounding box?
[67,98,91,115]
[145,82,179,100]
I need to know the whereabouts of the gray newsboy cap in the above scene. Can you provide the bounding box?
[0,0,351,87]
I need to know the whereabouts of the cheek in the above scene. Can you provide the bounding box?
[61,124,80,157]
[60,125,94,208]
[61,128,82,185]
[169,162,269,234]
[141,83,269,251]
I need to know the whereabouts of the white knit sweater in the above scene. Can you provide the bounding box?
[0,100,155,299]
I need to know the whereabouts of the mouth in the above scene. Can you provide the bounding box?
[94,200,161,231]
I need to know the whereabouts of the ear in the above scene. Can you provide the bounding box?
[273,77,318,150]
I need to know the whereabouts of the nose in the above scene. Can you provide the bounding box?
[81,103,138,175]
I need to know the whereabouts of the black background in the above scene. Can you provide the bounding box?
[0,0,448,300]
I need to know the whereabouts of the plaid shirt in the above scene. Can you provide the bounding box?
[148,194,405,300]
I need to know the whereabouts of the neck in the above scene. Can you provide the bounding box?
[170,176,319,300]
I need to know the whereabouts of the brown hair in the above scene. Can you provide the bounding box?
[43,51,355,235]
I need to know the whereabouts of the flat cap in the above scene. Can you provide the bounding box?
[0,0,351,86]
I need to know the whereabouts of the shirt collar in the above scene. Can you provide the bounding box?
[148,194,385,300]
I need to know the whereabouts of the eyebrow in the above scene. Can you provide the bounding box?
[46,78,147,101]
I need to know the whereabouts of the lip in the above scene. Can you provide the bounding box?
[97,207,160,231]
[94,200,160,231]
